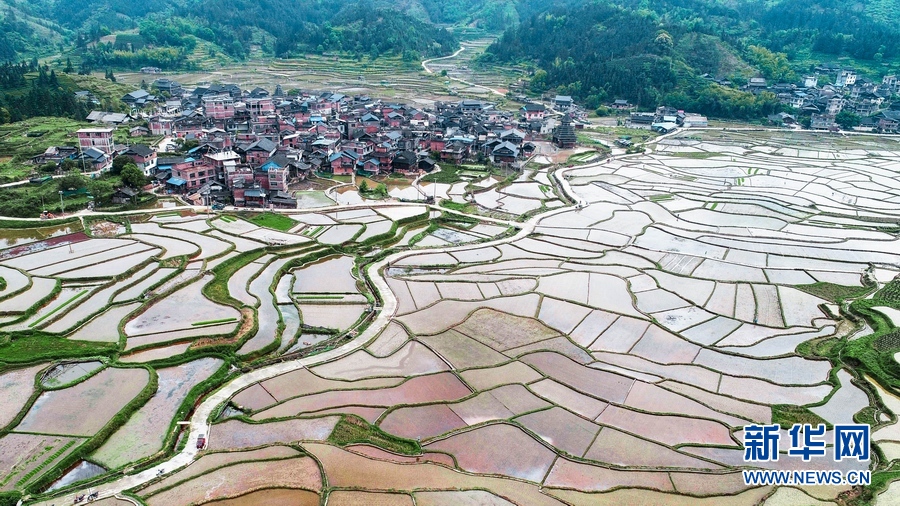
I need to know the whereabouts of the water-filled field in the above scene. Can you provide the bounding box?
[8,132,900,505]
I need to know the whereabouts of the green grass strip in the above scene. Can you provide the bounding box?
[795,282,872,304]
[191,318,238,327]
[294,295,345,300]
[220,215,237,223]
[15,440,78,487]
[28,290,88,328]
[247,212,297,232]
[154,211,180,218]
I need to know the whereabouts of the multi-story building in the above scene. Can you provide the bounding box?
[267,167,289,192]
[122,145,158,176]
[246,98,275,119]
[202,95,236,120]
[77,128,114,155]
[836,70,857,88]
[148,116,174,136]
[171,158,217,190]
[204,150,241,181]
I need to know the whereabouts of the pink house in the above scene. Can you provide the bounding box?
[521,103,546,121]
[172,158,217,190]
[77,128,114,155]
[329,151,359,175]
[202,95,235,120]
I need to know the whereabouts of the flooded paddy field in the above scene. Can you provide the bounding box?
[9,131,900,505]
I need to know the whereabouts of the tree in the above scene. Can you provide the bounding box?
[57,172,87,192]
[375,183,388,197]
[179,139,199,152]
[835,110,861,130]
[358,180,369,192]
[90,178,114,206]
[120,164,147,189]
[64,58,74,73]
[40,162,58,173]
[111,155,135,175]
[746,46,796,82]
[59,159,78,172]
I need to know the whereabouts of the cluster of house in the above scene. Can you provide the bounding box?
[708,65,900,131]
[57,81,581,208]
[626,107,709,132]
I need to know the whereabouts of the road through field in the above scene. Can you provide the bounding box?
[422,45,504,96]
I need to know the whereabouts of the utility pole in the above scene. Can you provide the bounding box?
[58,190,65,214]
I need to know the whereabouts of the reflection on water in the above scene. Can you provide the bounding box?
[0,223,81,249]
[296,191,336,209]
[332,189,363,205]
[46,461,107,492]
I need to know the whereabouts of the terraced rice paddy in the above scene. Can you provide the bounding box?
[220,132,900,504]
[92,358,224,468]
[14,367,150,436]
[9,132,900,504]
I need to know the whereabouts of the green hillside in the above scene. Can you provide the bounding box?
[482,0,900,116]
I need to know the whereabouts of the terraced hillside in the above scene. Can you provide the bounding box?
[4,131,900,505]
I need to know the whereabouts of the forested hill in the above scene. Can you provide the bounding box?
[483,0,900,116]
[0,0,460,64]
[2,0,899,91]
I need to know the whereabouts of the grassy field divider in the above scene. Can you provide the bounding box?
[0,217,79,229]
[191,318,238,327]
[138,452,301,498]
[245,212,297,232]
[0,365,42,433]
[94,356,235,485]
[0,278,61,326]
[27,290,89,328]
[40,359,110,392]
[357,221,400,247]
[202,250,267,308]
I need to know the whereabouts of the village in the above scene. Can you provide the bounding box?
[25,80,607,211]
[701,65,900,131]
[18,56,900,215]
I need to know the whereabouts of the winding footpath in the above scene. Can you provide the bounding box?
[421,45,504,97]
